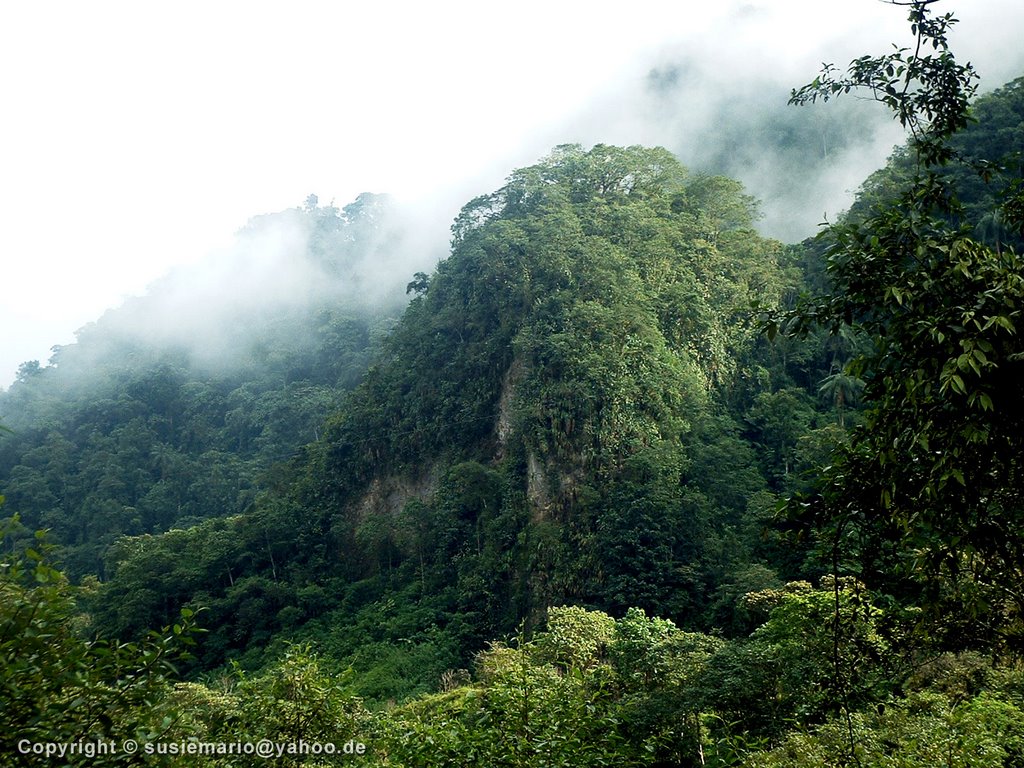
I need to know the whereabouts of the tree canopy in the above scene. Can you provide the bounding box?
[777,0,1024,645]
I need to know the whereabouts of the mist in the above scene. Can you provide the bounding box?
[639,64,907,242]
[524,3,1024,244]
[57,195,448,383]
[3,0,1023,388]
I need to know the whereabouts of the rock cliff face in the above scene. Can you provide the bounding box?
[353,469,440,529]
[526,451,552,523]
[494,360,522,461]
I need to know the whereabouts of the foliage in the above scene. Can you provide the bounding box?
[0,135,844,696]
[1,519,196,767]
[776,0,1024,645]
[849,75,1024,254]
[0,198,398,579]
[689,577,897,756]
[7,529,1024,767]
[789,1,977,161]
[743,690,1024,768]
[169,646,372,767]
[377,606,726,768]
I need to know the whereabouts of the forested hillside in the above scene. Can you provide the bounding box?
[77,144,841,689]
[0,194,413,577]
[3,3,1024,765]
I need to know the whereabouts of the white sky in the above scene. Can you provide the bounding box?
[2,0,1022,388]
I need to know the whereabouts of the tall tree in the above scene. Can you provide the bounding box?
[777,0,1024,642]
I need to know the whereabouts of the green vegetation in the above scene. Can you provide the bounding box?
[780,0,1024,650]
[67,143,815,683]
[0,196,401,578]
[3,1,1024,764]
[1,517,196,767]
[7,537,1023,766]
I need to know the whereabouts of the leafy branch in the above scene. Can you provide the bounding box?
[790,0,977,165]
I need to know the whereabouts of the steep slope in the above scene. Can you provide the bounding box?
[0,195,419,577]
[92,145,809,694]
[311,145,787,598]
